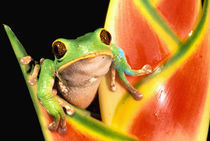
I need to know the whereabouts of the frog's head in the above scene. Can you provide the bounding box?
[52,28,113,72]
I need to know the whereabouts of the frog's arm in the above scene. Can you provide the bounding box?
[37,59,66,134]
[111,44,152,100]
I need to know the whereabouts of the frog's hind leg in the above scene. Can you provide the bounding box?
[44,98,67,134]
[52,91,75,133]
[48,108,66,134]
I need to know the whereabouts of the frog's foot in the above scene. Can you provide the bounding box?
[47,95,75,134]
[20,56,33,65]
[110,81,117,92]
[56,95,75,116]
[45,91,74,134]
[58,117,67,134]
[48,119,59,132]
[126,84,143,100]
[48,112,67,134]
[43,97,68,134]
[20,56,41,85]
[142,64,153,75]
[48,96,74,134]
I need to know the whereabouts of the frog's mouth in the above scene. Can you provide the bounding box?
[58,50,113,72]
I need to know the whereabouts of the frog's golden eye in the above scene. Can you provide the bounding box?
[52,41,67,59]
[100,29,111,45]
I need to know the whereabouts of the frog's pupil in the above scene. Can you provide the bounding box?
[54,45,58,54]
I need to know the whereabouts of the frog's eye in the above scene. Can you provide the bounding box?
[52,41,67,59]
[100,29,111,45]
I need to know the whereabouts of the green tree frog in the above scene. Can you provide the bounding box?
[21,28,152,134]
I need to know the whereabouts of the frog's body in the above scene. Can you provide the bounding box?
[57,54,112,108]
[22,28,152,134]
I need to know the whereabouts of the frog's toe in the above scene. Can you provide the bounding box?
[66,106,75,116]
[48,115,67,134]
[58,116,67,134]
[58,126,67,134]
[20,56,32,65]
[28,76,37,85]
[110,84,117,92]
[142,64,153,74]
[48,121,59,132]
[131,90,143,100]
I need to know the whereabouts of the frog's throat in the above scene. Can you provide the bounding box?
[57,50,113,72]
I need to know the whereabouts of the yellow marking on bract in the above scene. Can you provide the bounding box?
[58,50,113,72]
[66,117,105,140]
[66,115,138,141]
[151,0,163,6]
[111,75,166,131]
[195,74,210,141]
[133,0,180,52]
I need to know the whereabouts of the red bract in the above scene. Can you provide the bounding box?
[100,0,210,141]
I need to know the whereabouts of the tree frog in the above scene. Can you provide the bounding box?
[21,28,152,134]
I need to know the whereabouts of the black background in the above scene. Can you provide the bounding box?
[1,0,209,140]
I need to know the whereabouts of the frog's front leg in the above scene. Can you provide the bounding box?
[20,56,40,85]
[111,45,153,100]
[37,59,67,134]
[117,70,144,100]
[110,62,117,91]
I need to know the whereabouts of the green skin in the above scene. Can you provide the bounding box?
[36,28,152,134]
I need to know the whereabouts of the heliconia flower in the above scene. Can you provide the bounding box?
[5,0,209,141]
[100,0,210,141]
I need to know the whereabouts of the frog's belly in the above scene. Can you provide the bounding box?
[57,55,112,108]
